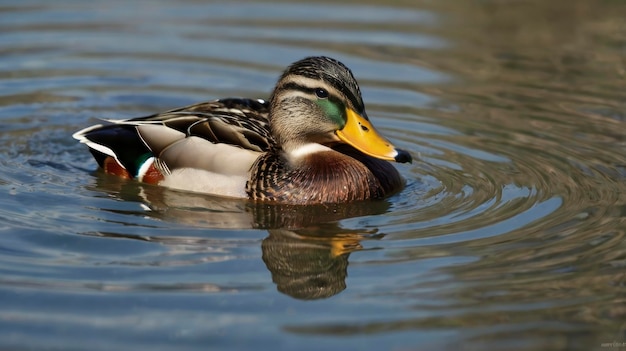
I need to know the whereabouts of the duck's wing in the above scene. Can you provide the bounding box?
[73,98,272,178]
[133,98,273,152]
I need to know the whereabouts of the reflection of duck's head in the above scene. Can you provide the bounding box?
[262,229,375,300]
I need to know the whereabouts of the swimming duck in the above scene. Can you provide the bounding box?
[73,56,412,204]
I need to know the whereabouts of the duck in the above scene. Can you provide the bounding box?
[73,56,412,204]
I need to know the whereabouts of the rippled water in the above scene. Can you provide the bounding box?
[1,1,625,350]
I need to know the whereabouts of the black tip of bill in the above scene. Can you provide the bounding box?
[394,149,413,164]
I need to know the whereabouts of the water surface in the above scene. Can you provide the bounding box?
[1,1,625,350]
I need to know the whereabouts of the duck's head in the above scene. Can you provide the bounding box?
[269,56,412,163]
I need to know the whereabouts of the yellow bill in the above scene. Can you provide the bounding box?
[335,108,412,163]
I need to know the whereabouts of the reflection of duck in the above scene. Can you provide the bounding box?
[74,56,411,205]
[85,178,388,299]
[89,174,392,229]
[262,229,371,300]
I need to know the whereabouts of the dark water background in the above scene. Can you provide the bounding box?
[1,1,625,350]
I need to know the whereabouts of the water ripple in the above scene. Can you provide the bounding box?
[0,1,625,350]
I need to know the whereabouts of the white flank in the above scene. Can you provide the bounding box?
[159,168,248,198]
[157,136,260,176]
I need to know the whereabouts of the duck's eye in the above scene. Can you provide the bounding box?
[315,88,329,99]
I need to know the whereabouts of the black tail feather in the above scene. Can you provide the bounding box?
[81,124,152,176]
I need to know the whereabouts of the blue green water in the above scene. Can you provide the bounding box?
[1,1,625,350]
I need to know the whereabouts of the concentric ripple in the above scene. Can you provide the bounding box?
[0,1,625,351]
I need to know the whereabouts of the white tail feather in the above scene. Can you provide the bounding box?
[73,124,124,168]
